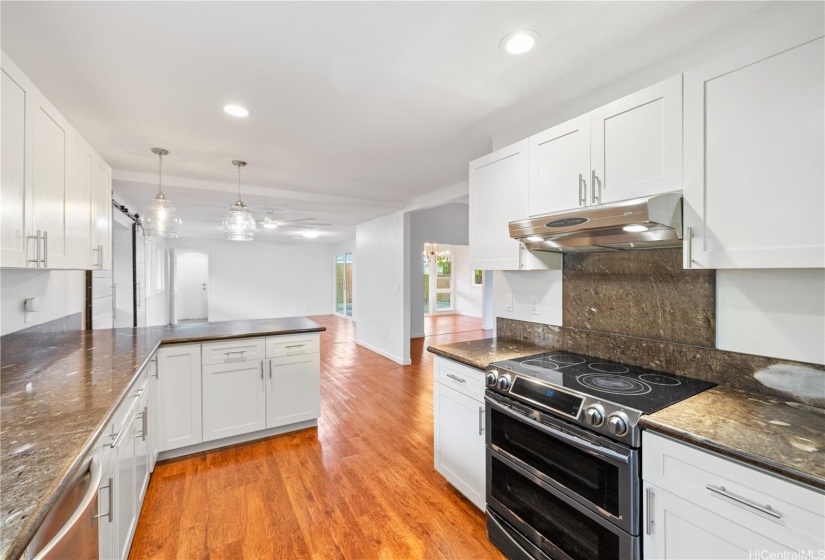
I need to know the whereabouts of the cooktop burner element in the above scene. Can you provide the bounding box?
[577,373,651,395]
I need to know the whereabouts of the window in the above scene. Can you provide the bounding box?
[335,253,353,318]
[473,270,483,286]
[424,248,454,314]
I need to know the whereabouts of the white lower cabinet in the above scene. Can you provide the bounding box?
[267,353,321,428]
[134,389,150,504]
[96,445,116,560]
[642,432,825,559]
[202,359,267,441]
[114,409,137,560]
[156,344,202,452]
[147,357,159,472]
[433,356,486,510]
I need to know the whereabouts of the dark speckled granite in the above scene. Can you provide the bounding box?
[564,249,715,347]
[0,317,324,560]
[427,338,548,370]
[641,387,825,491]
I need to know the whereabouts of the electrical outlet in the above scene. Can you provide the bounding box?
[504,294,513,312]
[530,296,539,315]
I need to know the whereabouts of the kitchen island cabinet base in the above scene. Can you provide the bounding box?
[157,419,319,461]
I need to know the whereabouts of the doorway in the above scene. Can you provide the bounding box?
[112,219,134,328]
[335,252,353,318]
[423,245,454,315]
[173,250,209,323]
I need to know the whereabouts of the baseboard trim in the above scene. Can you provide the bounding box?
[355,339,411,365]
[157,419,318,461]
[456,312,482,319]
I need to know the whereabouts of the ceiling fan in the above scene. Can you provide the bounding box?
[256,210,331,230]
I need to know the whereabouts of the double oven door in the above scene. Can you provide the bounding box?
[485,392,640,560]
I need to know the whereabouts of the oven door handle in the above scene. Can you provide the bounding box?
[485,395,630,464]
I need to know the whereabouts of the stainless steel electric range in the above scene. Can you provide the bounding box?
[483,351,715,560]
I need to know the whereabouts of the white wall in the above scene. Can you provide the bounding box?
[354,212,410,364]
[409,203,470,337]
[717,269,825,365]
[493,269,563,327]
[166,238,335,323]
[440,244,482,318]
[0,269,86,335]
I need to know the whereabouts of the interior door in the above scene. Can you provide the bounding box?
[112,220,134,328]
[174,251,208,322]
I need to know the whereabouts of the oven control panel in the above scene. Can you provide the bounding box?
[485,366,642,447]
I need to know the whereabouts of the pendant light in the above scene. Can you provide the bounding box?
[143,148,181,238]
[223,160,256,241]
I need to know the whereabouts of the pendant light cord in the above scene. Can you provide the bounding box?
[158,152,164,195]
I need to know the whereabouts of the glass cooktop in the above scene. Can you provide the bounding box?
[491,351,715,414]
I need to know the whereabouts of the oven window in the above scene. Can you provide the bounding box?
[491,458,620,560]
[490,407,620,516]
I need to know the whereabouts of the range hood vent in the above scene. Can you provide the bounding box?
[510,193,683,253]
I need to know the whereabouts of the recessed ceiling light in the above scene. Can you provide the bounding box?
[525,235,544,242]
[500,30,540,55]
[223,105,250,117]
[301,230,319,239]
[623,224,650,233]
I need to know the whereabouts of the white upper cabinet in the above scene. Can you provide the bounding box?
[469,140,560,271]
[590,75,683,205]
[0,51,111,270]
[683,28,825,269]
[1,68,29,268]
[528,114,590,216]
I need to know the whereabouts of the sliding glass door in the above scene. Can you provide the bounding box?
[335,253,353,317]
[424,250,454,314]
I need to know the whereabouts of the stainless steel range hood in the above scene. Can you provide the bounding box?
[510,193,683,253]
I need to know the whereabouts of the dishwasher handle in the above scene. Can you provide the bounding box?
[29,455,102,560]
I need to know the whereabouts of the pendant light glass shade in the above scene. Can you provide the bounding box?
[143,148,181,238]
[223,160,256,241]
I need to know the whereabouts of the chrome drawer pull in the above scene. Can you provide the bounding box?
[478,406,484,436]
[706,484,781,519]
[224,350,246,355]
[285,344,305,349]
[95,476,114,522]
[645,487,654,535]
[446,373,466,384]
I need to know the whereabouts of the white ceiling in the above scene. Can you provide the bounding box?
[1,1,772,241]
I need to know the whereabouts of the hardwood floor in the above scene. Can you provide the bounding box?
[130,314,503,559]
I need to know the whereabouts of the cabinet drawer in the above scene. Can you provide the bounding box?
[643,431,825,549]
[266,334,319,358]
[202,337,266,365]
[433,356,485,403]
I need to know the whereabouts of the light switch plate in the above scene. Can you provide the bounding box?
[504,294,513,312]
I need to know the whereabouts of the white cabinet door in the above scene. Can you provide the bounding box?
[65,139,93,269]
[134,391,150,504]
[156,344,202,451]
[147,357,158,472]
[643,483,801,560]
[202,359,267,441]
[469,140,529,270]
[0,68,30,268]
[97,449,116,560]
[91,161,112,270]
[684,31,824,269]
[433,382,485,510]
[528,114,591,215]
[31,104,68,269]
[266,354,321,429]
[591,75,682,204]
[115,412,137,560]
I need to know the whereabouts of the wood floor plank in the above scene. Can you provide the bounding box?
[129,314,503,559]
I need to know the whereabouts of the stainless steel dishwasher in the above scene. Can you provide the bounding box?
[23,455,101,560]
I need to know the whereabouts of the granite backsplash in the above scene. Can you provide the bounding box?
[497,249,825,408]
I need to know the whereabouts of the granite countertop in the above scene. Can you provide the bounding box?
[427,337,549,370]
[0,317,324,560]
[641,386,825,491]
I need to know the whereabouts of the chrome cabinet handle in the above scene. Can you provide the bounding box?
[27,231,42,267]
[578,173,586,206]
[224,350,246,356]
[42,231,48,268]
[151,358,158,379]
[478,406,484,436]
[446,373,466,384]
[706,484,781,519]
[646,487,654,535]
[142,406,148,441]
[260,361,264,380]
[285,344,305,349]
[684,226,696,269]
[268,359,272,379]
[95,476,114,522]
[99,245,104,269]
[591,171,601,204]
[135,410,146,439]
